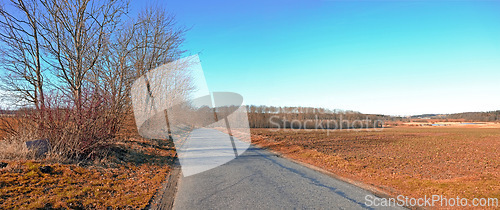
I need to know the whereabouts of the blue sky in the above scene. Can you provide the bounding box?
[133,1,500,115]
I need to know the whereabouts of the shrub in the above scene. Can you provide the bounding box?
[0,90,124,162]
[0,125,37,160]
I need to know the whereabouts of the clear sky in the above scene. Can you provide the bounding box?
[132,1,500,115]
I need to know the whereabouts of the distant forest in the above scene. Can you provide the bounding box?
[411,111,500,122]
[246,105,396,129]
[246,106,500,129]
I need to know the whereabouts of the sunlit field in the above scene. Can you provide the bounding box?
[251,127,500,200]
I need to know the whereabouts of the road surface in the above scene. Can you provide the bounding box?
[173,129,403,209]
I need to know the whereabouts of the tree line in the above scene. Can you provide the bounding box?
[412,111,500,122]
[246,105,396,129]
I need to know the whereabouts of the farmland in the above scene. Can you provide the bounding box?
[2,114,499,208]
[251,126,500,201]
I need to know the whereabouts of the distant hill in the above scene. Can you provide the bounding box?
[410,114,440,119]
[410,111,500,122]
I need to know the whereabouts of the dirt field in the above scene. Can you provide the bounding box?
[400,121,500,128]
[251,127,500,202]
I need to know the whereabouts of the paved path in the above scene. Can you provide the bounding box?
[173,129,403,209]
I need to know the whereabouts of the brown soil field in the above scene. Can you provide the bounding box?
[251,127,500,204]
[400,121,500,128]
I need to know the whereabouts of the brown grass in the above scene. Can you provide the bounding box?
[0,118,41,161]
[0,116,177,209]
[0,160,169,209]
[0,117,18,140]
[251,127,500,203]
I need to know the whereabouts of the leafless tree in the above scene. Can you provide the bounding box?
[39,0,127,111]
[89,22,136,122]
[90,5,190,126]
[0,0,191,160]
[131,6,187,77]
[0,0,46,110]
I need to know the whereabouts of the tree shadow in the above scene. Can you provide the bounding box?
[106,137,177,168]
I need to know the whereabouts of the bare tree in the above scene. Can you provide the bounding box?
[0,0,45,110]
[39,0,127,111]
[131,6,187,77]
[91,5,189,123]
[0,1,191,160]
[89,21,136,124]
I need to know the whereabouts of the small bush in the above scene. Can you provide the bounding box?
[1,90,124,162]
[0,123,37,160]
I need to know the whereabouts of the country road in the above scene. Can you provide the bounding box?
[172,129,404,210]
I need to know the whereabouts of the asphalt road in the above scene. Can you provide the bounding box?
[173,129,403,210]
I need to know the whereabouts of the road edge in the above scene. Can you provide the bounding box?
[253,144,427,209]
[252,144,397,201]
[147,157,182,210]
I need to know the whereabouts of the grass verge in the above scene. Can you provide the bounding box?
[0,120,177,209]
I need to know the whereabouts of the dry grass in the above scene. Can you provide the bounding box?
[0,161,169,209]
[0,117,18,140]
[0,116,177,209]
[0,138,34,160]
[0,121,39,160]
[251,127,500,202]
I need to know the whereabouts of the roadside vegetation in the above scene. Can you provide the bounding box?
[0,0,188,208]
[0,117,177,209]
[0,0,188,161]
